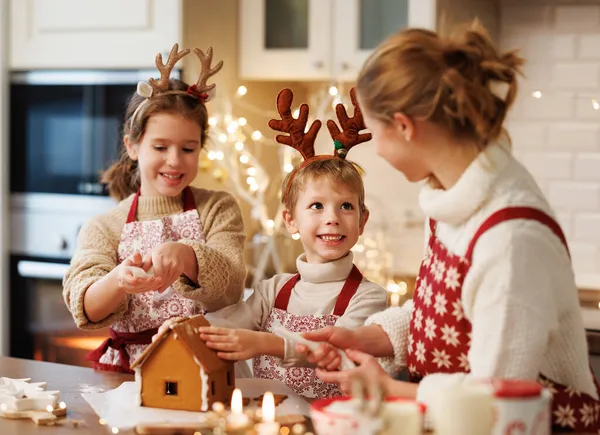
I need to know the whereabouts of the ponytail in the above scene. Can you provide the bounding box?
[101,149,140,201]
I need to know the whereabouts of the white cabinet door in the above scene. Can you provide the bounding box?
[333,0,436,82]
[239,0,332,81]
[10,0,181,69]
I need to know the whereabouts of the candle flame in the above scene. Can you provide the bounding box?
[231,388,243,414]
[59,401,67,409]
[46,405,54,412]
[262,391,275,423]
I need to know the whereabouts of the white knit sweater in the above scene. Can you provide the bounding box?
[206,252,388,367]
[366,141,597,406]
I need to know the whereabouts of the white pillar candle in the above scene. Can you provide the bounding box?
[227,389,249,429]
[255,392,280,435]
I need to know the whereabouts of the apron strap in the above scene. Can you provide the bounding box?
[273,265,363,316]
[126,190,141,224]
[125,187,197,224]
[85,327,158,372]
[428,218,436,234]
[182,186,197,212]
[274,273,301,310]
[332,265,363,316]
[464,206,569,262]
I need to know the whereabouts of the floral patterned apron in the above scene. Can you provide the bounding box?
[407,206,600,433]
[86,187,204,373]
[252,265,362,399]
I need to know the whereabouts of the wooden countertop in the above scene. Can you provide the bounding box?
[0,356,132,435]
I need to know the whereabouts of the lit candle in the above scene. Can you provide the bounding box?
[255,392,280,435]
[390,293,401,307]
[227,389,249,430]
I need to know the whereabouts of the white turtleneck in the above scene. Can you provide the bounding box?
[366,141,598,405]
[206,251,387,367]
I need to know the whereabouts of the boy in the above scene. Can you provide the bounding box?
[159,88,388,398]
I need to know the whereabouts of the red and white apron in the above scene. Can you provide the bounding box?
[406,206,600,433]
[86,187,204,373]
[252,265,363,399]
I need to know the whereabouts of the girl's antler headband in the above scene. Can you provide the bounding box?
[269,87,372,201]
[130,43,223,126]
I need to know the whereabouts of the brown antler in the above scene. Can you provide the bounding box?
[327,88,372,158]
[193,47,224,95]
[268,89,322,160]
[148,43,190,93]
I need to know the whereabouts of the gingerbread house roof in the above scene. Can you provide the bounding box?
[130,315,229,374]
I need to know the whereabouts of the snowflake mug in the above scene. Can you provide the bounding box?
[490,379,551,435]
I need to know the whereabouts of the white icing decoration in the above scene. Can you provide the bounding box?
[199,366,209,412]
[136,81,153,98]
[193,356,210,412]
[134,368,142,406]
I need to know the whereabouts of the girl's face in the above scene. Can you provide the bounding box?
[361,109,431,183]
[126,113,202,197]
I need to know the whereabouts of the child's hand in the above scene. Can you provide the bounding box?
[152,317,185,342]
[145,242,190,292]
[198,326,263,360]
[117,252,162,294]
[296,342,343,371]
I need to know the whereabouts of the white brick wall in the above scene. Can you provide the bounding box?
[502,0,600,288]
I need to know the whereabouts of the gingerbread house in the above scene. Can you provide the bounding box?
[130,315,235,412]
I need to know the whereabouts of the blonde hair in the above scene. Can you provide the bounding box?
[282,158,367,222]
[102,79,209,200]
[356,21,524,146]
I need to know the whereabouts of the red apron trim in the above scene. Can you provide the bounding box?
[273,265,363,316]
[86,327,158,373]
[126,186,196,224]
[464,206,569,262]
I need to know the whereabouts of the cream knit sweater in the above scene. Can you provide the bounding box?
[63,187,247,329]
[366,142,598,405]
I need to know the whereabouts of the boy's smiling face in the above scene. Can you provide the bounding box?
[283,176,369,264]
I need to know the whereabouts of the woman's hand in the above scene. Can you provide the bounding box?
[199,326,267,360]
[117,251,162,294]
[317,349,418,399]
[301,326,358,351]
[295,326,358,369]
[297,342,344,371]
[316,349,390,395]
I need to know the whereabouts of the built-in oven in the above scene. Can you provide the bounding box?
[9,194,115,366]
[7,70,181,366]
[9,70,160,196]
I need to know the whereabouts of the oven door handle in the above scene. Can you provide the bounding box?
[17,261,70,280]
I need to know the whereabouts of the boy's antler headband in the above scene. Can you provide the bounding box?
[269,87,372,201]
[130,43,223,127]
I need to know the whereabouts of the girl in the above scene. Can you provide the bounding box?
[63,45,246,374]
[300,22,600,432]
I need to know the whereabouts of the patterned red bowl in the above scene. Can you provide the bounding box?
[310,396,426,435]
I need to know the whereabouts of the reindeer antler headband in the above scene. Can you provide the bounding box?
[269,87,372,201]
[130,43,223,127]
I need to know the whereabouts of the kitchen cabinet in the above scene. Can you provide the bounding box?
[239,0,436,81]
[10,0,182,69]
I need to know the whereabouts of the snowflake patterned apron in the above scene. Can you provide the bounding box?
[86,187,205,374]
[252,265,363,399]
[407,206,600,433]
